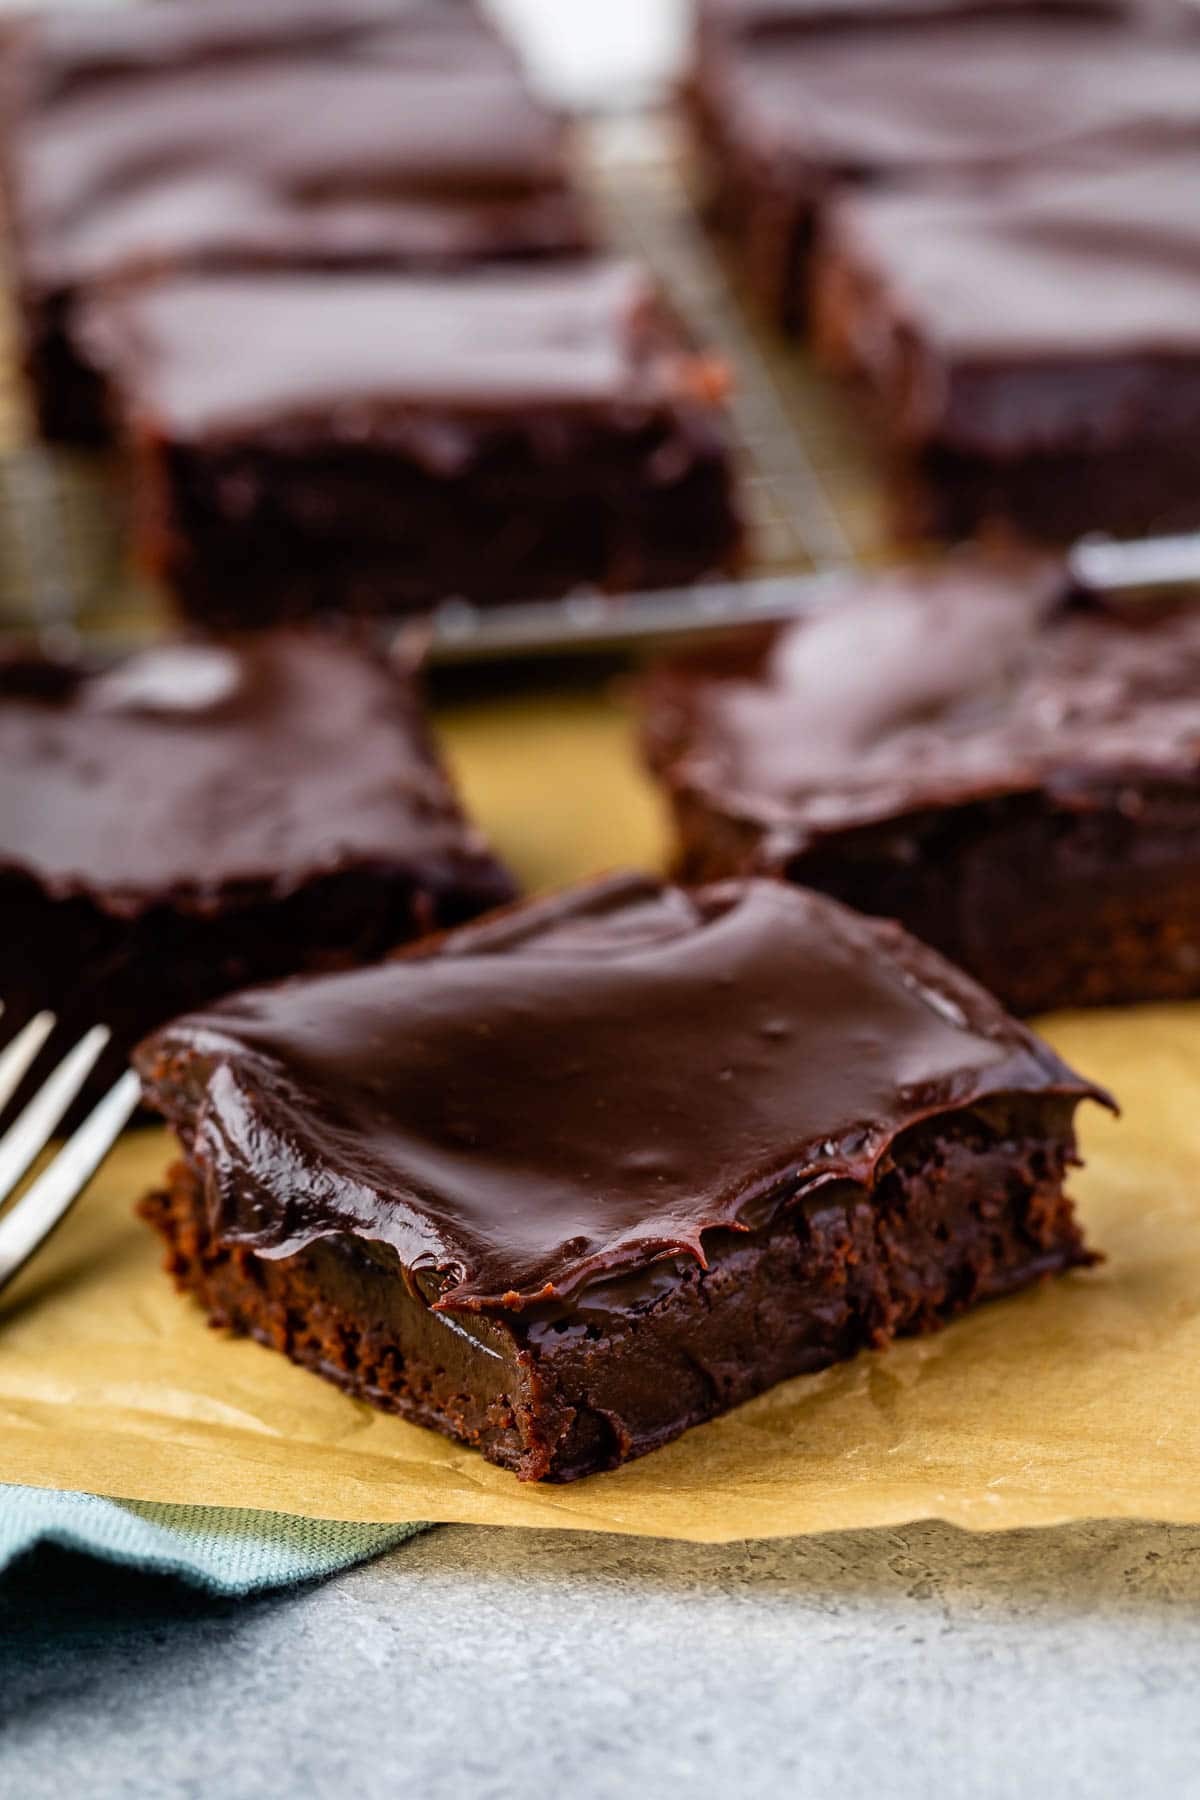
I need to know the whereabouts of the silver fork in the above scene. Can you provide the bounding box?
[0,1007,140,1295]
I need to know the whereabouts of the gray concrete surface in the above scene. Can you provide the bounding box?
[3,1519,1200,1799]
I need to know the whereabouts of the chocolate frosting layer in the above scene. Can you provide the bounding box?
[136,874,1105,1311]
[83,261,709,444]
[714,16,1200,178]
[9,0,585,293]
[827,154,1200,366]
[642,561,1200,856]
[0,630,510,913]
[6,0,453,99]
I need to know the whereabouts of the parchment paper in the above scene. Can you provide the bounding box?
[1,693,1197,1541]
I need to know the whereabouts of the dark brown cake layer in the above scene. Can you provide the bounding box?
[142,1115,1092,1483]
[135,874,1106,1480]
[812,155,1200,542]
[1,0,589,443]
[0,630,513,1117]
[641,559,1200,1013]
[83,263,741,622]
[688,8,1200,332]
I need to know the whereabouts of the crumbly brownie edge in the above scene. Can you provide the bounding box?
[653,775,1200,1014]
[140,1111,1094,1483]
[128,414,744,625]
[786,805,1200,1014]
[812,227,1200,544]
[893,439,1200,547]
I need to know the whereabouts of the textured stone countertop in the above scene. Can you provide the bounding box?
[3,1518,1200,1798]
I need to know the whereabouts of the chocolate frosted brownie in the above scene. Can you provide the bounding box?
[83,261,741,623]
[690,9,1200,331]
[812,154,1200,542]
[136,873,1106,1482]
[1,0,588,442]
[0,629,513,1118]
[1,0,423,93]
[642,558,1200,1014]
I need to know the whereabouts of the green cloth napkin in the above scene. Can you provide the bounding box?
[0,1484,428,1594]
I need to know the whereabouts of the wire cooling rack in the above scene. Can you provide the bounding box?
[586,113,896,572]
[0,112,885,655]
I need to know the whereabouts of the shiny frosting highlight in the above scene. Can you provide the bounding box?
[644,564,1200,855]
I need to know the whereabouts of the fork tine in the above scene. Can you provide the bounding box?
[0,1068,141,1293]
[0,1023,111,1204]
[0,1011,57,1113]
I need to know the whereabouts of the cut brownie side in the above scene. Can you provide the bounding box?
[1,0,590,444]
[135,874,1106,1482]
[0,630,513,1117]
[784,801,1200,1015]
[82,263,741,623]
[641,558,1200,1013]
[688,12,1200,333]
[143,1110,1091,1483]
[888,440,1200,548]
[812,155,1200,543]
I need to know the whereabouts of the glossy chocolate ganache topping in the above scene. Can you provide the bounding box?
[826,153,1200,365]
[137,874,1106,1312]
[82,261,695,443]
[715,16,1200,179]
[8,0,447,99]
[643,561,1200,855]
[16,9,581,293]
[0,630,510,913]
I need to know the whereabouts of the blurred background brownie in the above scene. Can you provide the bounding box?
[688,4,1200,332]
[692,0,1138,37]
[1,0,589,444]
[0,0,418,93]
[641,558,1200,1014]
[812,155,1200,541]
[82,260,742,624]
[0,628,514,1116]
[136,873,1106,1482]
